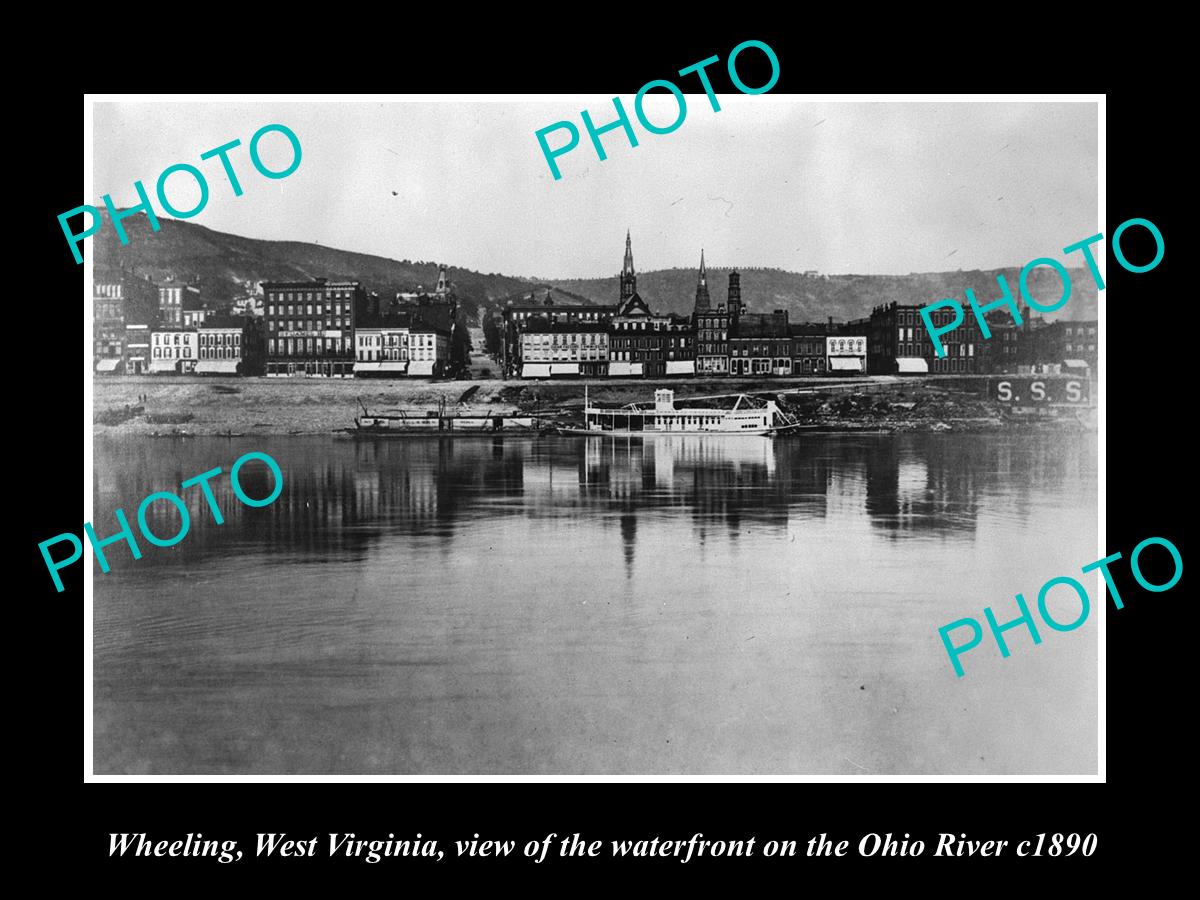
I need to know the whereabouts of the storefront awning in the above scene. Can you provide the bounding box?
[196,360,239,374]
[95,358,121,372]
[355,361,408,373]
[1063,359,1089,368]
[896,357,928,374]
[665,360,695,375]
[148,359,178,373]
[830,357,864,372]
[522,363,552,378]
[607,362,631,377]
[549,363,579,376]
[629,362,644,376]
[408,360,436,376]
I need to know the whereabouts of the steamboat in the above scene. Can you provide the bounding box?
[559,389,801,437]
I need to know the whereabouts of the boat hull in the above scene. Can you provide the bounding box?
[557,426,776,437]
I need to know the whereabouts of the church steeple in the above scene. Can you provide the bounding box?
[619,229,637,301]
[435,264,449,295]
[694,249,710,311]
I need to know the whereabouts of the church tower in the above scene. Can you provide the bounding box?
[435,264,450,296]
[694,249,710,311]
[619,230,636,301]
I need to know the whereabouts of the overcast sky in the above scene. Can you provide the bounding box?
[92,99,1098,280]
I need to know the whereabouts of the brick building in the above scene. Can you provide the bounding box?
[158,280,201,327]
[263,278,363,377]
[695,261,739,375]
[868,301,982,375]
[730,310,791,376]
[790,323,827,374]
[93,268,158,373]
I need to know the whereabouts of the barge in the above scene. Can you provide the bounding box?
[351,398,556,436]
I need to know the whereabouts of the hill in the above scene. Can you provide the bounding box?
[92,214,1098,325]
[92,213,535,322]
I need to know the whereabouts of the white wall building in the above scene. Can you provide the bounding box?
[826,335,867,373]
[408,328,449,377]
[150,329,198,373]
[355,324,411,376]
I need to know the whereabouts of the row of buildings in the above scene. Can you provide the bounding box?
[92,266,464,377]
[92,234,1098,380]
[499,234,1097,379]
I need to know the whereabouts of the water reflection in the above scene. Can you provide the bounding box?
[97,432,1095,576]
[93,432,1097,775]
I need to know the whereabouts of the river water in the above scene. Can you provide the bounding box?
[92,432,1098,775]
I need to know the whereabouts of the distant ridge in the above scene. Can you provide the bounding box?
[93,213,1098,324]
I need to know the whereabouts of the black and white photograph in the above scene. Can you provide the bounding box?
[83,96,1100,776]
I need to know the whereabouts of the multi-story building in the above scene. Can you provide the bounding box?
[262,278,362,377]
[826,334,867,374]
[158,280,201,327]
[408,326,450,377]
[182,292,210,328]
[149,327,198,374]
[123,324,150,375]
[197,316,248,375]
[502,289,613,378]
[355,314,412,377]
[729,310,791,376]
[609,293,674,378]
[868,302,981,375]
[933,307,982,374]
[94,282,127,371]
[1022,318,1098,373]
[695,305,733,374]
[694,259,739,375]
[519,322,609,377]
[790,323,827,375]
[605,233,694,378]
[663,315,696,376]
[977,309,1023,373]
[1061,319,1098,369]
[93,269,158,373]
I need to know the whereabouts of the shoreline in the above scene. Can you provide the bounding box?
[93,376,1095,437]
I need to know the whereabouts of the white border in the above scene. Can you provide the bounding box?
[84,92,1105,783]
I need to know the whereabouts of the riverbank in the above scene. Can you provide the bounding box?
[92,375,1094,436]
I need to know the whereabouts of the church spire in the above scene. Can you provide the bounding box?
[694,249,711,311]
[435,263,449,295]
[620,229,637,301]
